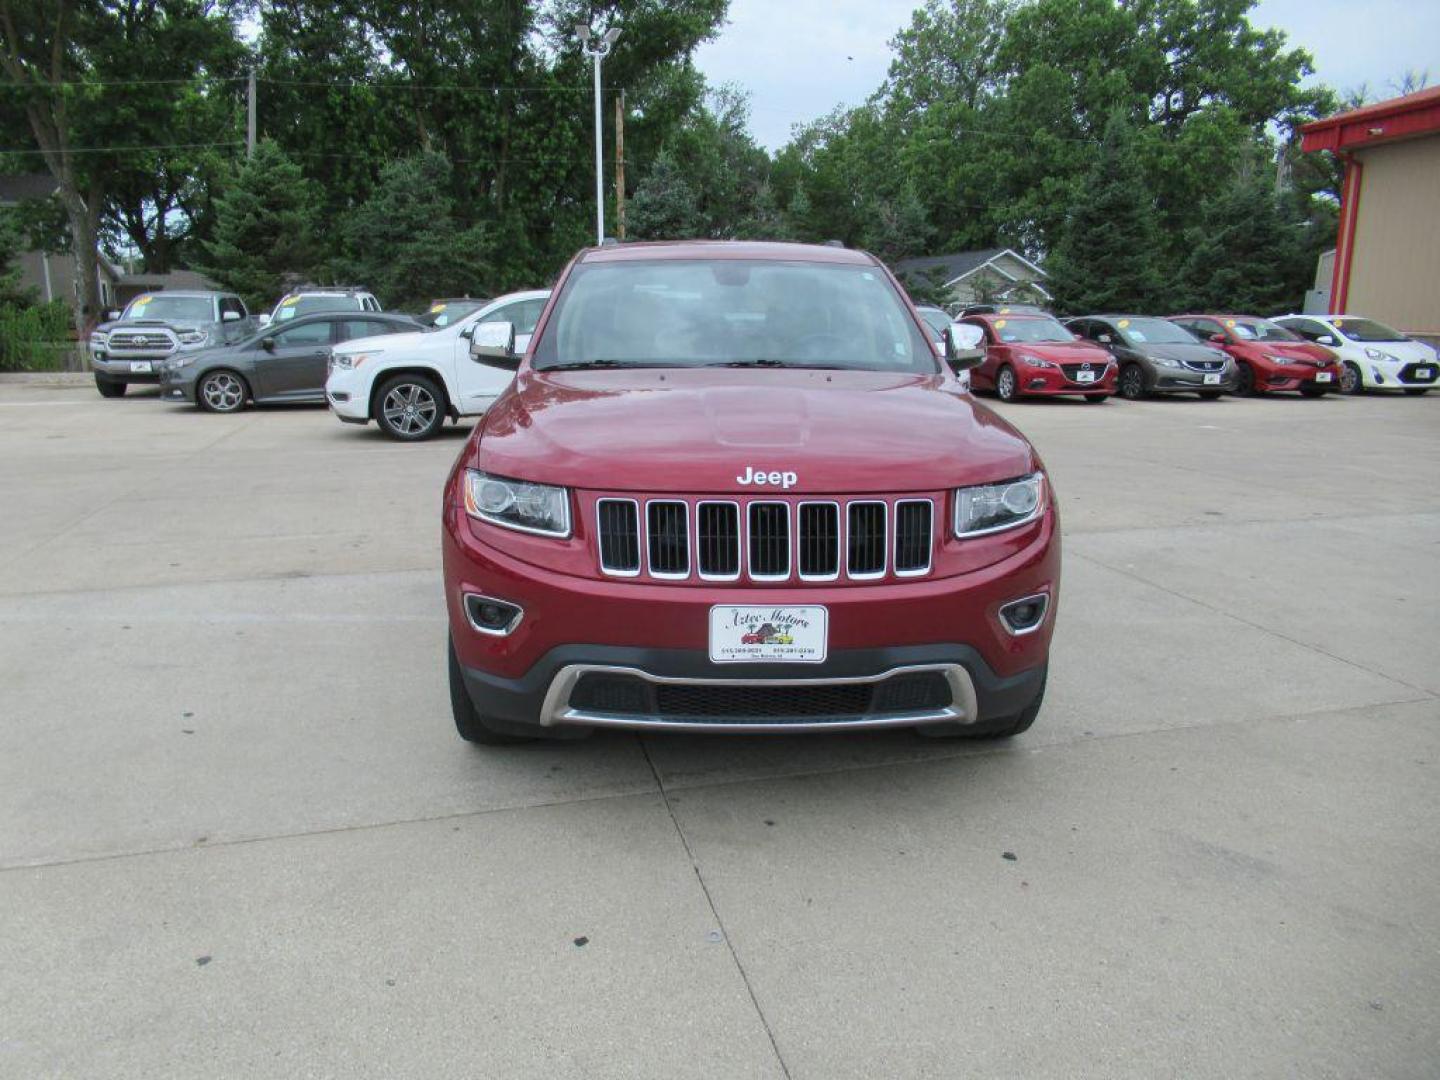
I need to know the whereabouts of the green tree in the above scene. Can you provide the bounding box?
[200,140,320,310]
[1045,113,1166,314]
[1179,168,1302,313]
[0,207,36,308]
[627,149,703,239]
[341,151,490,307]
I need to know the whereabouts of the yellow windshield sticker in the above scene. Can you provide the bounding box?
[994,319,1007,329]
[999,307,1011,314]
[1225,319,1236,328]
[430,303,446,313]
[134,295,151,305]
[1333,319,1344,328]
[1118,319,1130,328]
[281,296,299,307]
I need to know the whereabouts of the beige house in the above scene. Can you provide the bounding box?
[1300,87,1440,336]
[892,248,1050,311]
[0,173,122,314]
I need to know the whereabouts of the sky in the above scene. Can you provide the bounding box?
[694,0,1440,150]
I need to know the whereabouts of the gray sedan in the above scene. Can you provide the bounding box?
[1065,315,1237,400]
[158,312,419,412]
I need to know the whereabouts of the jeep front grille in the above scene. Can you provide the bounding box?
[595,494,936,583]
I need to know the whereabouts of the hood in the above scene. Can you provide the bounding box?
[335,328,430,354]
[1359,338,1437,363]
[1253,340,1335,364]
[473,367,1038,495]
[97,317,209,335]
[1006,341,1111,363]
[1135,340,1230,364]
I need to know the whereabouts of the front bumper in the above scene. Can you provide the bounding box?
[1256,365,1341,392]
[1016,365,1116,396]
[1151,367,1235,393]
[325,367,371,420]
[92,354,168,384]
[443,501,1059,733]
[156,365,200,403]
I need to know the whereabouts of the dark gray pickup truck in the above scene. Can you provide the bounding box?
[89,290,257,397]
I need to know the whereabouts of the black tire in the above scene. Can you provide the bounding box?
[1198,390,1223,400]
[1233,362,1256,396]
[448,634,534,745]
[1341,362,1363,395]
[196,369,249,413]
[918,665,1047,740]
[95,375,127,398]
[1403,388,1430,396]
[1118,364,1147,400]
[376,373,445,440]
[995,364,1019,402]
[1299,384,1328,398]
[1083,393,1109,404]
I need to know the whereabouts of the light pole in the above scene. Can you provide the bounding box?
[576,24,621,245]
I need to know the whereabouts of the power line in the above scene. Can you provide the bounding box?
[0,141,244,155]
[0,76,247,88]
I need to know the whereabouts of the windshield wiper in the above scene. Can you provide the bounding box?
[541,359,670,371]
[706,360,851,370]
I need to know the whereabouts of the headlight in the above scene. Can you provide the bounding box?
[1150,355,1180,368]
[1364,347,1397,363]
[177,330,209,349]
[1267,354,1295,365]
[463,470,571,537]
[331,351,376,370]
[1018,353,1057,369]
[88,332,108,349]
[954,474,1045,538]
[168,355,199,369]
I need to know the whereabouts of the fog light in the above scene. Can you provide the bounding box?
[999,593,1049,635]
[330,391,350,402]
[463,593,523,636]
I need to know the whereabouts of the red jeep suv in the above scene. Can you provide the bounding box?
[961,313,1116,403]
[1169,314,1342,396]
[441,242,1059,744]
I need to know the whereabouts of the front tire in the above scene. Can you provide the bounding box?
[1341,362,1363,395]
[376,374,445,440]
[448,634,534,745]
[1234,362,1256,396]
[95,375,127,398]
[995,365,1019,402]
[197,370,248,413]
[1119,364,1147,400]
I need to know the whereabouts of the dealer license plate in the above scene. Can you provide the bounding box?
[709,605,828,663]
[1075,371,1096,383]
[1315,372,1332,382]
[1416,368,1434,380]
[130,361,152,373]
[1203,373,1221,385]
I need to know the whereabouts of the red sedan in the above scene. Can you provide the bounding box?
[961,314,1116,402]
[1169,315,1342,396]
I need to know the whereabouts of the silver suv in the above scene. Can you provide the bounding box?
[89,291,256,398]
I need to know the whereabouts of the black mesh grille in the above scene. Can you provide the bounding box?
[656,683,872,718]
[871,671,951,712]
[798,503,840,577]
[1181,359,1224,372]
[847,502,886,576]
[569,674,651,713]
[894,501,932,573]
[597,500,640,573]
[697,502,740,577]
[646,501,689,576]
[1401,363,1438,384]
[748,503,789,578]
[1060,363,1101,381]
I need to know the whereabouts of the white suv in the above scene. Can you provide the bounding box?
[262,286,382,327]
[325,290,549,440]
[1273,314,1438,395]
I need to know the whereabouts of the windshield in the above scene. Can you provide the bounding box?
[991,317,1075,344]
[1333,317,1404,342]
[1228,319,1300,342]
[419,300,485,328]
[123,296,213,323]
[533,259,936,373]
[1116,318,1196,346]
[276,295,362,321]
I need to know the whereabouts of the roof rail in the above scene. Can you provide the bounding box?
[822,239,845,248]
[292,284,371,294]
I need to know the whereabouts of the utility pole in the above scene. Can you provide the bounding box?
[576,25,621,245]
[615,90,626,240]
[246,68,257,158]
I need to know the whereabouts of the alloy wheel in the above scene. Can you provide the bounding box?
[996,367,1017,401]
[1341,363,1362,394]
[382,383,438,436]
[1120,366,1145,400]
[201,372,245,412]
[1235,363,1255,396]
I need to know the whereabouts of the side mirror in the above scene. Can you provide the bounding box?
[222,310,241,322]
[257,313,272,327]
[1097,333,1113,344]
[944,322,985,372]
[260,336,275,352]
[470,320,519,369]
[1317,334,1335,345]
[1208,332,1226,344]
[105,309,121,321]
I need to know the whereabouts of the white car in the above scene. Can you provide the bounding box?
[325,290,549,440]
[261,286,382,327]
[1273,314,1438,395]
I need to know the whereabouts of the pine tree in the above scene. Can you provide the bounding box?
[1179,172,1302,314]
[627,151,704,240]
[1045,113,1166,314]
[199,140,320,311]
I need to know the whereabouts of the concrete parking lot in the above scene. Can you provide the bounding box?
[1,375,1437,1078]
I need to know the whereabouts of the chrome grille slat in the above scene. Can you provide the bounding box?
[646,501,690,578]
[696,502,740,579]
[596,499,641,575]
[894,500,933,575]
[748,502,790,579]
[847,502,887,578]
[798,502,840,579]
